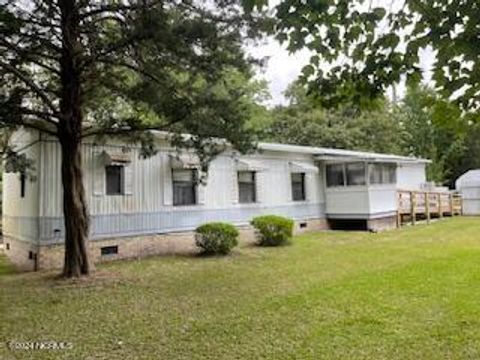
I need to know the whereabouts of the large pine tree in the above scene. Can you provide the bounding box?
[0,0,266,277]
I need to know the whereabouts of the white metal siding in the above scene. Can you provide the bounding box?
[38,141,325,217]
[397,163,426,190]
[325,187,371,216]
[2,129,40,242]
[367,186,397,214]
[33,139,326,243]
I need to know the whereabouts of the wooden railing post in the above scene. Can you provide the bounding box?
[411,191,416,225]
[425,192,430,224]
[438,193,443,218]
[396,192,402,228]
[449,193,454,216]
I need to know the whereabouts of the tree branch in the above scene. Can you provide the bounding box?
[80,34,145,69]
[0,39,60,75]
[95,58,163,84]
[81,119,184,138]
[0,61,59,116]
[79,1,163,20]
[18,107,60,125]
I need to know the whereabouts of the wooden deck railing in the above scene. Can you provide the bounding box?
[397,190,463,226]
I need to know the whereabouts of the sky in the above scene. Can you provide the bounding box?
[250,0,436,107]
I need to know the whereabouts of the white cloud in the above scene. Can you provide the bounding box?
[248,39,312,106]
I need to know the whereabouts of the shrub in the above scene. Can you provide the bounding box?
[250,215,294,246]
[195,222,239,255]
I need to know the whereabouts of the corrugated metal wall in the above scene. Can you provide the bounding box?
[397,163,426,190]
[2,129,41,242]
[34,139,326,243]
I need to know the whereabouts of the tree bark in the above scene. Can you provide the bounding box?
[58,0,90,277]
[60,136,90,277]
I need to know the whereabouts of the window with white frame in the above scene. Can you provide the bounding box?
[326,164,345,187]
[346,162,366,186]
[106,165,124,195]
[291,173,306,201]
[238,171,256,203]
[173,169,197,206]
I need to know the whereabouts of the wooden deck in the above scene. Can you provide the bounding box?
[397,190,463,227]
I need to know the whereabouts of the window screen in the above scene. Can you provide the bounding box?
[346,163,366,186]
[383,163,397,184]
[106,165,124,195]
[173,169,197,206]
[369,163,383,184]
[369,163,396,184]
[238,171,256,203]
[291,173,306,201]
[326,164,345,187]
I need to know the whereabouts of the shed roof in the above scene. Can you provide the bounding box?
[456,170,480,189]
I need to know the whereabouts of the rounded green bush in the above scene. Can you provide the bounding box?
[250,215,294,246]
[195,222,239,255]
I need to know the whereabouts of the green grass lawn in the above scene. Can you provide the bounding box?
[1,217,480,359]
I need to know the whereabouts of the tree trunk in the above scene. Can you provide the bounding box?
[60,136,90,277]
[58,0,90,277]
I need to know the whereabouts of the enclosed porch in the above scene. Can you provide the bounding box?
[321,160,400,231]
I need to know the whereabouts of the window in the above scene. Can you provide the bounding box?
[346,163,366,186]
[291,173,306,201]
[173,169,197,206]
[101,245,118,256]
[326,164,345,187]
[369,163,383,185]
[328,162,396,187]
[106,165,124,195]
[20,172,26,198]
[383,163,397,184]
[238,171,256,203]
[369,163,397,185]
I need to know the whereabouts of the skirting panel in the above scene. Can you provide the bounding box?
[327,210,397,220]
[2,216,39,243]
[8,203,326,245]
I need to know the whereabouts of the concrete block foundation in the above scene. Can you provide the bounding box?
[4,218,329,271]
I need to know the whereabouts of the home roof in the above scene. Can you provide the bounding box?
[150,131,430,164]
[258,142,431,164]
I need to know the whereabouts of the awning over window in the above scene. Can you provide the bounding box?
[102,150,131,165]
[235,159,266,171]
[289,161,319,174]
[169,153,200,169]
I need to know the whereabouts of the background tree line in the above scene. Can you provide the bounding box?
[250,82,480,189]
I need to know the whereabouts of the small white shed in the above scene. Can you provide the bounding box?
[456,170,480,215]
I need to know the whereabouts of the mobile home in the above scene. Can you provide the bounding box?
[3,130,430,270]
